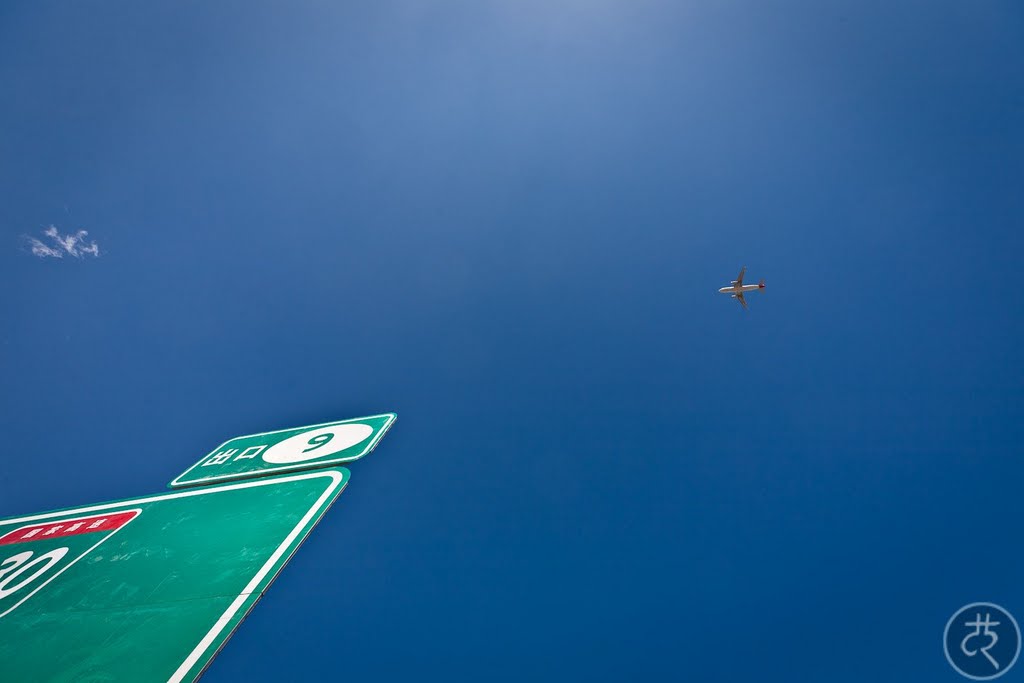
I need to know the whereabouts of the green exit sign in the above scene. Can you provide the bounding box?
[0,468,350,682]
[169,413,396,488]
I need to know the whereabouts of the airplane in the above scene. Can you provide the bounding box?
[718,266,765,309]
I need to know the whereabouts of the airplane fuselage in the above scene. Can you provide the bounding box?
[718,284,763,294]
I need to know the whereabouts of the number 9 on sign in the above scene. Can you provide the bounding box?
[303,433,334,453]
[262,424,374,464]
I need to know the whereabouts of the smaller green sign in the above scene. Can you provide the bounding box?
[169,413,395,489]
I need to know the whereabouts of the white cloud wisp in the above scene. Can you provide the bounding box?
[24,226,101,259]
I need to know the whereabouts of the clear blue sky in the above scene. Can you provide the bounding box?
[2,2,1022,681]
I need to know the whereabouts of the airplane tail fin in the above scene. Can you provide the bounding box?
[758,280,765,289]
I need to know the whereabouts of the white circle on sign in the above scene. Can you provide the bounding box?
[262,424,374,464]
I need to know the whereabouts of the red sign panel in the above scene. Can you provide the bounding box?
[0,511,139,546]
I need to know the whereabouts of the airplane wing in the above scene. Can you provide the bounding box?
[732,266,745,286]
[733,292,748,310]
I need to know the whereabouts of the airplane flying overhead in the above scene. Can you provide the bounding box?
[718,266,765,309]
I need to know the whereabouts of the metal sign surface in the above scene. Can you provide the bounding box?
[169,413,395,488]
[0,468,349,682]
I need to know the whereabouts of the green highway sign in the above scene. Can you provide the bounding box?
[0,468,349,682]
[170,413,396,488]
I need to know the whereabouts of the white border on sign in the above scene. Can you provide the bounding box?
[168,413,395,489]
[0,469,347,683]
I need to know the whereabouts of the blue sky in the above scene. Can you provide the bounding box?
[2,2,1022,681]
